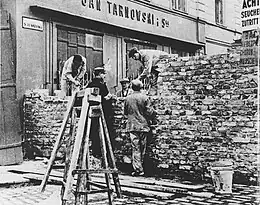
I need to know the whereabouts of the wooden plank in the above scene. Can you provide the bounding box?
[74,114,91,204]
[23,173,62,185]
[39,93,76,192]
[111,174,206,191]
[10,169,210,200]
[61,108,77,198]
[99,117,113,205]
[76,189,111,195]
[23,172,177,200]
[101,110,122,198]
[132,179,205,191]
[9,169,63,178]
[91,176,187,195]
[92,174,205,191]
[121,186,175,200]
[72,169,118,175]
[62,89,90,201]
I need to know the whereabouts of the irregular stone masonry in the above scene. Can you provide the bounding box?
[113,53,258,183]
[23,53,258,183]
[23,90,70,160]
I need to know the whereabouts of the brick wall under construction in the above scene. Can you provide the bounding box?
[113,53,258,183]
[23,53,258,183]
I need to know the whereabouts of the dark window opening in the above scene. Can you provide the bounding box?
[172,0,186,12]
[215,0,223,25]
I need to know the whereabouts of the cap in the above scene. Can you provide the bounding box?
[94,67,106,74]
[120,78,130,83]
[128,47,138,58]
[73,54,83,63]
[131,79,143,91]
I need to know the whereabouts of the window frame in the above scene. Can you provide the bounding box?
[171,0,186,12]
[215,0,224,25]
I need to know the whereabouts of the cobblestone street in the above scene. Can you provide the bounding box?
[0,183,259,205]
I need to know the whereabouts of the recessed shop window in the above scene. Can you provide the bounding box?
[215,0,223,24]
[172,0,186,12]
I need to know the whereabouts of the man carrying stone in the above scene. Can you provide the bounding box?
[128,47,168,88]
[124,79,157,176]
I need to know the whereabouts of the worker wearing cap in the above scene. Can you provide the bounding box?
[124,79,157,176]
[60,54,87,96]
[86,67,112,102]
[116,78,131,97]
[128,47,168,87]
[86,66,114,156]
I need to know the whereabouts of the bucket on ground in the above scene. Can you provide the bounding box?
[210,160,233,194]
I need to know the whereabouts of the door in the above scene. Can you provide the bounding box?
[0,9,23,165]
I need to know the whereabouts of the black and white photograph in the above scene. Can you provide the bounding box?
[0,0,259,204]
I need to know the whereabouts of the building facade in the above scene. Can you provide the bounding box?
[1,0,241,97]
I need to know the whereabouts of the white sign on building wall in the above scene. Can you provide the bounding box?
[240,0,260,66]
[241,0,260,31]
[22,17,43,31]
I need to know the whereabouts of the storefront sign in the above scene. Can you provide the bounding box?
[81,0,170,29]
[240,1,259,66]
[22,17,43,31]
[32,0,205,44]
[240,29,258,65]
[78,0,198,43]
[241,0,260,31]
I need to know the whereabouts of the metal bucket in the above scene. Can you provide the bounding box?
[210,165,233,194]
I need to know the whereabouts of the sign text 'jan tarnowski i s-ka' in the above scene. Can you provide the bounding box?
[81,0,170,29]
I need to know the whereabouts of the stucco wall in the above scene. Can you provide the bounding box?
[151,0,170,9]
[206,42,229,56]
[16,0,47,100]
[195,0,242,56]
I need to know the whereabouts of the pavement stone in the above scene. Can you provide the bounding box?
[0,184,259,205]
[0,160,259,205]
[0,185,59,205]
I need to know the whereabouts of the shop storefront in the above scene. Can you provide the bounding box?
[3,0,205,97]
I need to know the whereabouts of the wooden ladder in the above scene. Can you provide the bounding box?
[39,88,122,205]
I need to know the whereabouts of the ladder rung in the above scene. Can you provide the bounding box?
[73,189,113,195]
[76,90,86,97]
[72,169,118,175]
[87,181,108,189]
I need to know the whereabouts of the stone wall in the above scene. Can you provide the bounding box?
[113,53,258,183]
[23,53,258,183]
[23,90,69,159]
